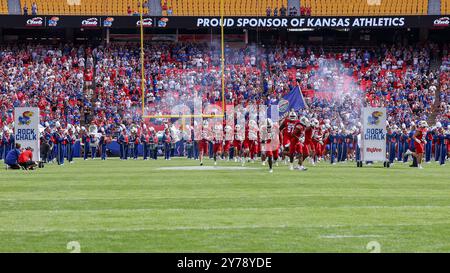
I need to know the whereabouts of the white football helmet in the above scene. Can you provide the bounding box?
[289,110,297,121]
[311,118,319,128]
[224,125,232,132]
[235,124,241,131]
[300,116,309,127]
[435,122,442,128]
[419,120,428,128]
[249,120,257,128]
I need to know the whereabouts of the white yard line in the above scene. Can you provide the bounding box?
[320,235,382,239]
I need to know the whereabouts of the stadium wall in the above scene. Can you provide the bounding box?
[0,15,448,29]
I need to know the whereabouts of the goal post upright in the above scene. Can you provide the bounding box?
[141,0,226,119]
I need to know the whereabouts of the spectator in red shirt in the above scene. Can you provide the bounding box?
[18,147,37,170]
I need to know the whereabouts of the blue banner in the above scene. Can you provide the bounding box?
[278,86,306,118]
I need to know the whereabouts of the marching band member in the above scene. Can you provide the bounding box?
[149,127,158,160]
[55,126,65,165]
[1,126,13,160]
[43,124,53,163]
[141,125,150,160]
[0,129,3,160]
[118,127,129,160]
[425,125,435,163]
[329,126,338,164]
[436,123,447,165]
[51,122,62,162]
[399,124,409,163]
[89,125,99,160]
[66,125,76,164]
[99,127,108,161]
[433,123,442,163]
[163,128,172,160]
[386,125,396,164]
[130,126,140,160]
[80,127,90,160]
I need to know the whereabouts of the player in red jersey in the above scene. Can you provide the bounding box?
[199,120,212,166]
[212,122,224,166]
[321,124,331,161]
[223,125,233,161]
[280,110,301,168]
[405,120,428,169]
[304,118,317,165]
[249,120,259,163]
[260,118,280,172]
[233,124,244,163]
[312,120,324,163]
[294,116,309,171]
[242,120,258,166]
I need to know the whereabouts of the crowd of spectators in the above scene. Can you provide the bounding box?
[0,43,93,129]
[1,41,449,134]
[436,44,450,127]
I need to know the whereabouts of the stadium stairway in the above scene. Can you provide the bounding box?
[428,56,443,124]
[149,0,162,15]
[8,0,21,14]
[428,0,441,14]
[287,0,300,11]
[82,56,98,126]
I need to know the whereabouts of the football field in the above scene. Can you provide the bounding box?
[0,158,449,253]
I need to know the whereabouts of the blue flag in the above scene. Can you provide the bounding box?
[278,86,306,118]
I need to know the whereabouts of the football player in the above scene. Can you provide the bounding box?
[405,121,428,169]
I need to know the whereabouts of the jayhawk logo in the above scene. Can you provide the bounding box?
[368,111,383,125]
[18,111,33,125]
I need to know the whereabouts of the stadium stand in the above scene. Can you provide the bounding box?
[0,0,438,16]
[165,0,288,16]
[163,0,430,16]
[0,0,8,14]
[18,0,148,15]
[442,0,450,14]
[301,0,429,16]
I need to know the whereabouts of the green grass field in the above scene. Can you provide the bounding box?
[0,158,449,253]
